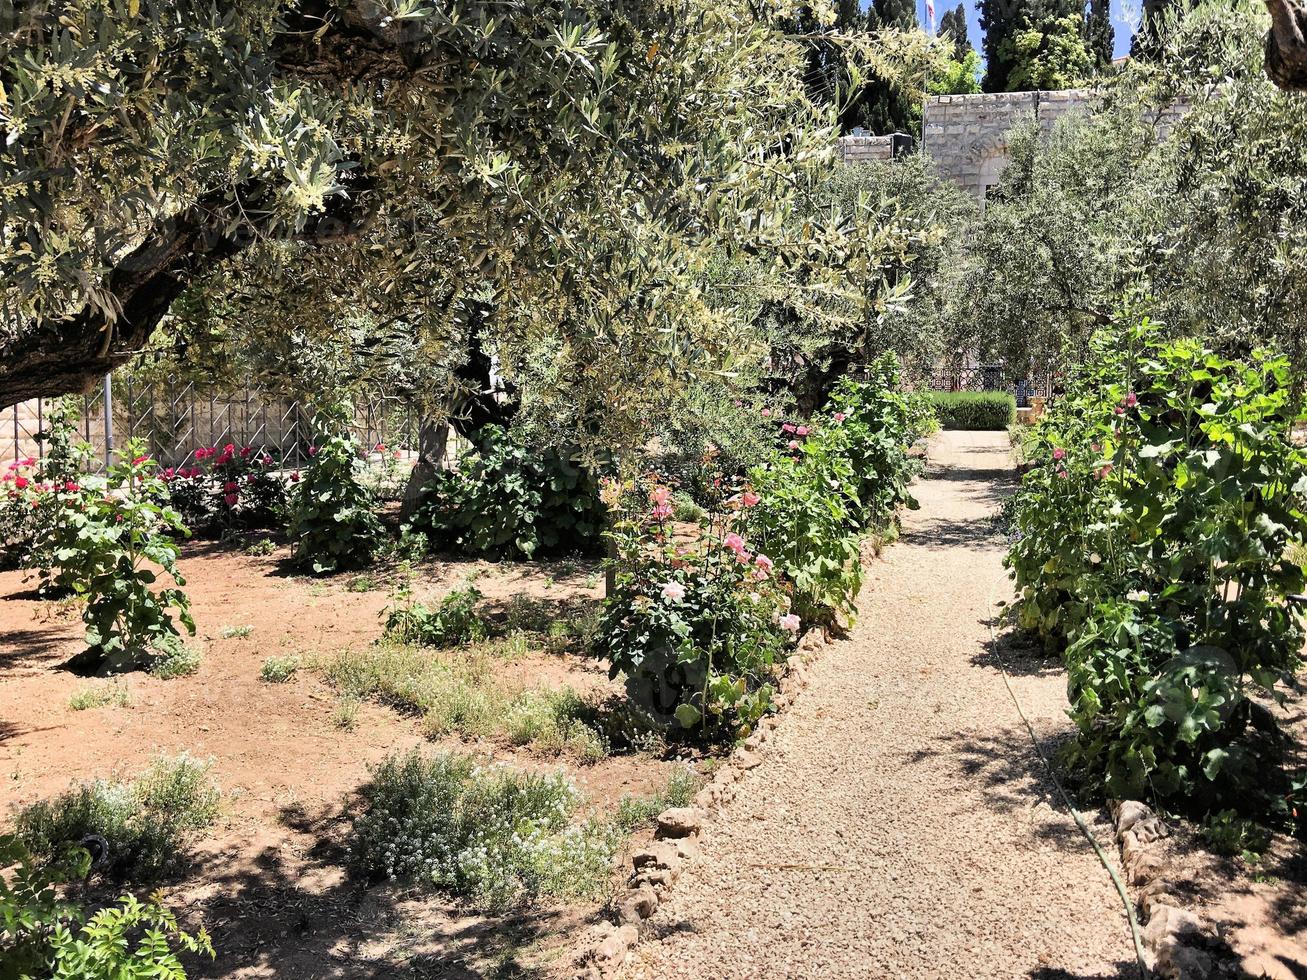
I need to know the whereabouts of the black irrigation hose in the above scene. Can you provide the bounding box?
[986,574,1151,980]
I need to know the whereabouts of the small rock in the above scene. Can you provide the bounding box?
[734,749,763,770]
[655,807,704,838]
[618,885,659,924]
[594,924,638,973]
[674,836,700,861]
[632,841,679,871]
[634,866,677,889]
[1115,800,1153,836]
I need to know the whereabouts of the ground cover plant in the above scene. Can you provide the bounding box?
[929,391,1017,430]
[318,643,611,761]
[1006,315,1307,831]
[348,750,617,910]
[14,754,220,883]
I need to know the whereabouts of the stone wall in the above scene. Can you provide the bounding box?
[837,134,896,164]
[921,90,1093,201]
[922,89,1187,202]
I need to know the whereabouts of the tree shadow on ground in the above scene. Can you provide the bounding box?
[0,627,77,675]
[175,796,582,979]
[971,624,1064,679]
[903,724,1104,851]
[1027,965,1140,979]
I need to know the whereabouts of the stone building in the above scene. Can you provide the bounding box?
[920,89,1187,203]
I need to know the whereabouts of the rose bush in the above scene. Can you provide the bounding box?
[596,478,790,739]
[161,443,288,538]
[35,440,196,674]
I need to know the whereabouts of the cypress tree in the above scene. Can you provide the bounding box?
[1085,0,1114,70]
[939,3,973,61]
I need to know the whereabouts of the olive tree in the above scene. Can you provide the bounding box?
[0,0,940,440]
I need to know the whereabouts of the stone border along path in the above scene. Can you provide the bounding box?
[614,430,1137,980]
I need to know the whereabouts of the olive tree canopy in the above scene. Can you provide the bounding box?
[0,0,938,424]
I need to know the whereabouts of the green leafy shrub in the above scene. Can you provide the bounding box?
[349,750,616,909]
[928,391,1016,430]
[746,355,922,623]
[598,483,789,739]
[259,655,300,683]
[1006,317,1307,816]
[384,584,488,647]
[0,833,215,980]
[0,833,214,979]
[405,425,604,559]
[37,440,195,674]
[288,401,383,575]
[15,755,220,883]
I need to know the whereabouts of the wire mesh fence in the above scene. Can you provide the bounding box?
[1,375,426,472]
[929,364,1051,403]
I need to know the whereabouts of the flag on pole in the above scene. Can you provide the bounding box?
[926,0,936,34]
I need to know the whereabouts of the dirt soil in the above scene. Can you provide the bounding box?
[0,544,677,978]
[623,429,1302,980]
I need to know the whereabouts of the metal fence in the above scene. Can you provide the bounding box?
[929,364,1051,402]
[1,375,426,471]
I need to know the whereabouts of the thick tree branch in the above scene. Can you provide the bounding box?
[0,187,373,406]
[1265,0,1307,90]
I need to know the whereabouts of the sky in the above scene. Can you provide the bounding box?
[902,0,1140,61]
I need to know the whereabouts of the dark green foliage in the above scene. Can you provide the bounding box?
[1085,0,1115,70]
[939,3,972,60]
[980,0,1089,91]
[859,0,921,135]
[288,402,383,575]
[1006,318,1307,822]
[929,392,1016,430]
[406,426,604,560]
[384,585,489,648]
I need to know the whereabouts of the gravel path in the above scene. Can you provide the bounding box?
[626,430,1136,980]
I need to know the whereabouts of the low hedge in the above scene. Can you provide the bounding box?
[929,391,1016,430]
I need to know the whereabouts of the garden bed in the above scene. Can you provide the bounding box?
[0,541,701,977]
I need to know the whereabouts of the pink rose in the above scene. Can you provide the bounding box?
[833,412,846,423]
[795,426,808,436]
[724,532,747,555]
[661,581,687,602]
[1053,448,1065,460]
[761,408,772,418]
[754,553,774,573]
[742,490,760,508]
[788,440,800,450]
[780,614,801,633]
